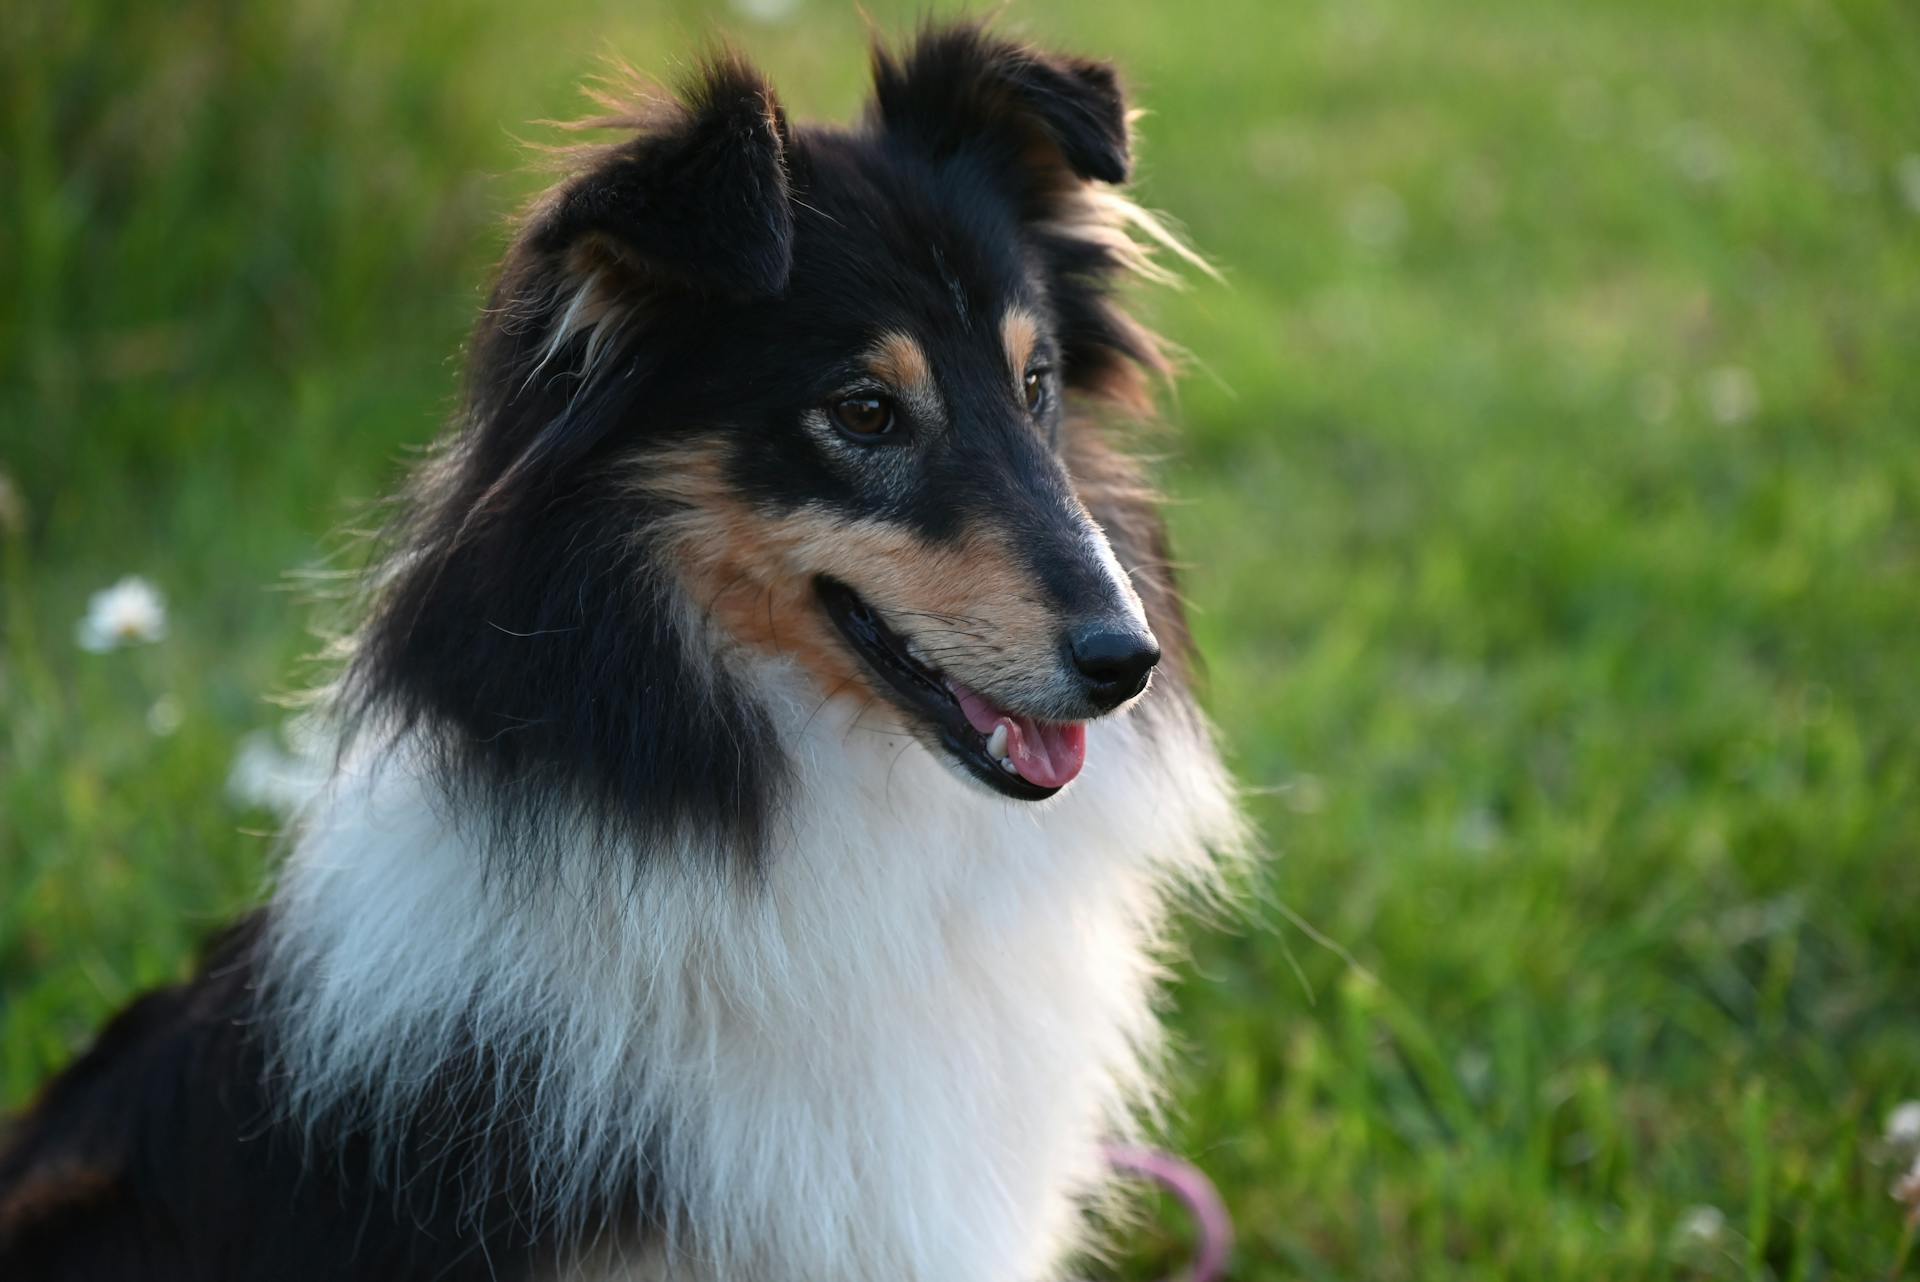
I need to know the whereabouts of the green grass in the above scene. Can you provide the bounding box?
[5,0,1920,1277]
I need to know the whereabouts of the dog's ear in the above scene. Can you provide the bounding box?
[532,54,794,299]
[870,24,1130,193]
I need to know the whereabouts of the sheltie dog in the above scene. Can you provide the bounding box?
[0,23,1241,1282]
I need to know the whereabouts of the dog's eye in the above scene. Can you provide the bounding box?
[1024,369,1049,415]
[830,396,895,439]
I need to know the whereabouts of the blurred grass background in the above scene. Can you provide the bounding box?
[5,0,1920,1277]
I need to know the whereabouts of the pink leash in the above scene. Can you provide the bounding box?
[1101,1144,1233,1282]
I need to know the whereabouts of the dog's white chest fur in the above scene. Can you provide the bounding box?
[266,667,1235,1282]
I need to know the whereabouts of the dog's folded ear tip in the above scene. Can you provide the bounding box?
[870,20,1133,189]
[529,54,795,297]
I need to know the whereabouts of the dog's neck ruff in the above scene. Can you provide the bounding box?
[262,658,1237,1282]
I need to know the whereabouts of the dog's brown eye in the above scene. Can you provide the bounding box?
[1024,370,1047,414]
[830,396,894,438]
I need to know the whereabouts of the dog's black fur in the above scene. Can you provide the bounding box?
[0,916,585,1280]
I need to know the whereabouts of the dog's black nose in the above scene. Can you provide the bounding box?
[1068,624,1160,710]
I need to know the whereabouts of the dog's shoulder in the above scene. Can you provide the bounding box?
[0,913,541,1281]
[0,917,261,1277]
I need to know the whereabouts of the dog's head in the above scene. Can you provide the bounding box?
[354,26,1199,847]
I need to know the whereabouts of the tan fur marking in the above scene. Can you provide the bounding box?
[628,446,860,698]
[631,444,1061,715]
[866,331,934,398]
[1001,308,1041,393]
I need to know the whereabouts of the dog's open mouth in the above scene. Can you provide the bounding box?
[815,576,1086,801]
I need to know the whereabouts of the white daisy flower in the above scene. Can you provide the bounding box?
[1887,1101,1920,1154]
[76,576,168,652]
[1675,1204,1726,1247]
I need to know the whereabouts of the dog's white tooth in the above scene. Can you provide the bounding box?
[1000,757,1019,774]
[985,723,1008,761]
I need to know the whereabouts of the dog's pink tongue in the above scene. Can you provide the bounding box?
[1006,716,1087,789]
[950,682,1088,789]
